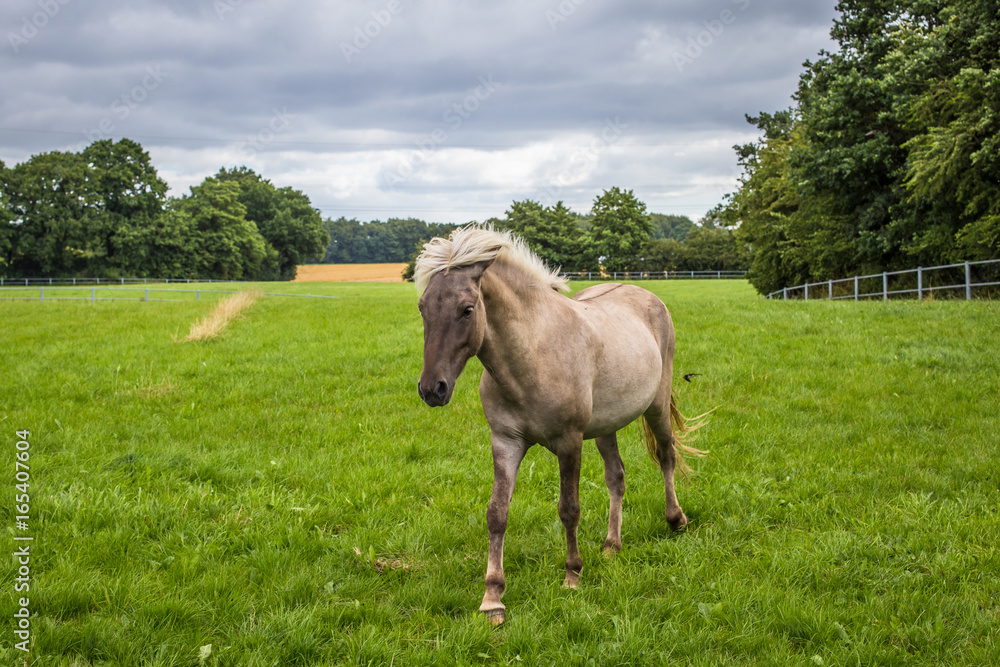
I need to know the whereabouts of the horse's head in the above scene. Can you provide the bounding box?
[417,259,493,407]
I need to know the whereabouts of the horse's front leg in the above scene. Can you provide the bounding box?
[479,433,528,625]
[556,433,584,588]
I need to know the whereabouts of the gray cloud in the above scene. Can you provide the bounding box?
[1,0,839,221]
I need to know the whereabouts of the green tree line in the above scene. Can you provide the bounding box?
[490,189,744,274]
[327,189,743,274]
[0,139,328,280]
[1,139,743,280]
[393,188,745,279]
[725,0,1000,294]
[322,218,460,264]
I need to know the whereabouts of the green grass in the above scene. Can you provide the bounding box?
[2,280,998,666]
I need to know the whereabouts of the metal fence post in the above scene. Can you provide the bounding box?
[804,283,809,300]
[854,276,859,301]
[40,287,44,303]
[828,279,833,299]
[917,267,923,300]
[91,287,95,303]
[965,261,972,300]
[145,288,149,301]
[783,286,788,300]
[882,272,888,301]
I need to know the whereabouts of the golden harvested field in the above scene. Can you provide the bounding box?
[293,263,408,282]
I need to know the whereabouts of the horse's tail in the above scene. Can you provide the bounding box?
[641,392,709,479]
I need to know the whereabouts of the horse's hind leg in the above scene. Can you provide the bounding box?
[555,432,585,588]
[595,434,625,554]
[644,408,689,531]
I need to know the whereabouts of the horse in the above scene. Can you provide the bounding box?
[414,226,704,625]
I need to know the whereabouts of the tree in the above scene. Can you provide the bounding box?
[682,227,744,271]
[588,187,652,272]
[82,139,169,277]
[215,167,328,280]
[172,177,266,280]
[131,208,199,278]
[725,0,1000,294]
[501,199,590,271]
[639,238,685,272]
[0,159,12,274]
[649,213,696,241]
[322,218,458,264]
[3,151,93,276]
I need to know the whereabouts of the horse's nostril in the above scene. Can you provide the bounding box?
[434,381,448,399]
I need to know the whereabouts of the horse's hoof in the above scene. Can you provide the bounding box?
[602,539,622,556]
[668,512,689,532]
[562,574,580,589]
[483,608,505,626]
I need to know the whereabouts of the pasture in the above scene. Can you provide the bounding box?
[1,280,998,666]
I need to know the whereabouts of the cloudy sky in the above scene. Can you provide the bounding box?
[1,0,839,223]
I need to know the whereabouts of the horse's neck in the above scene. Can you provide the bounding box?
[477,263,554,383]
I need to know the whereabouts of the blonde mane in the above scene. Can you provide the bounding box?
[414,225,569,293]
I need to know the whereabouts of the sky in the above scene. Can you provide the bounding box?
[0,0,840,224]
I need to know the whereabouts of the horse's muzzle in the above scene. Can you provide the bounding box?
[417,380,451,407]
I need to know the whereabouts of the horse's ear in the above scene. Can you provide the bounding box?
[467,258,496,283]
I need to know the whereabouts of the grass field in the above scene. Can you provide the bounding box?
[2,280,998,666]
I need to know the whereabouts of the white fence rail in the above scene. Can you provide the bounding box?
[562,270,746,281]
[0,276,240,287]
[0,286,339,302]
[767,259,1000,301]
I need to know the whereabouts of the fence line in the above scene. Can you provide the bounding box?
[766,259,1000,301]
[0,286,339,303]
[562,270,746,281]
[0,276,246,287]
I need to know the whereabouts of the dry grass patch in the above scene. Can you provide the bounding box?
[180,290,262,342]
[293,263,407,282]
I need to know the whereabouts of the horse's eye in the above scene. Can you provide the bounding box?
[462,306,475,318]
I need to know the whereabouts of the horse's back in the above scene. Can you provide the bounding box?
[572,283,673,341]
